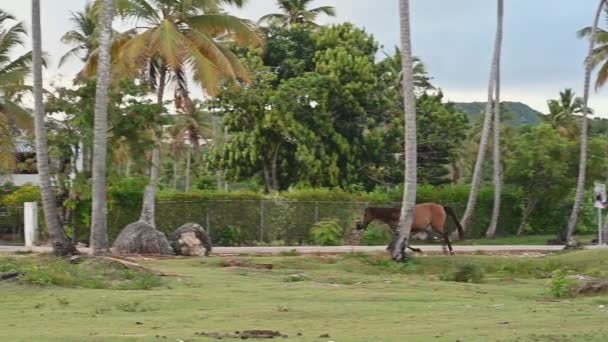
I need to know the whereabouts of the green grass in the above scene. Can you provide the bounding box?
[453,234,597,245]
[2,251,608,341]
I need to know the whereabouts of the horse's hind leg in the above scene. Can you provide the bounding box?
[442,232,454,256]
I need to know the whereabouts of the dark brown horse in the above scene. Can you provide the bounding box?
[356,203,464,255]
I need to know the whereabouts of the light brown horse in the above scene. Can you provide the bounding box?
[356,203,464,255]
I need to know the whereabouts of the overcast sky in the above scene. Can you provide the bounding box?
[2,0,608,116]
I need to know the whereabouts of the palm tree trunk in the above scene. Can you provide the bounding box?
[31,0,75,256]
[185,145,192,192]
[460,0,503,234]
[517,197,537,236]
[270,143,281,192]
[565,0,605,244]
[172,160,178,190]
[392,0,418,262]
[485,0,504,239]
[140,66,166,227]
[89,0,115,255]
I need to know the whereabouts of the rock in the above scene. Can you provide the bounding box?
[168,223,212,256]
[112,221,173,255]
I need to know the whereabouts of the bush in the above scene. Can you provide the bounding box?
[310,219,343,246]
[549,269,576,298]
[440,263,485,283]
[212,225,243,246]
[360,225,392,246]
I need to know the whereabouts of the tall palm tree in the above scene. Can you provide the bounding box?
[59,3,98,67]
[565,0,606,245]
[578,7,608,90]
[485,0,504,239]
[0,10,35,169]
[259,0,336,27]
[544,88,584,139]
[31,0,76,256]
[392,0,417,262]
[114,0,263,226]
[171,95,213,191]
[89,0,115,255]
[460,0,503,234]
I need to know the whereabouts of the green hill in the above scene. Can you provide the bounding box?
[453,101,543,126]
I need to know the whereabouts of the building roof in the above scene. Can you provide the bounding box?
[14,141,34,154]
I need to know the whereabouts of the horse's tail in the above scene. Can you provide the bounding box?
[444,206,464,240]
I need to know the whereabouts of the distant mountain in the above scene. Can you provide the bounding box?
[452,101,544,126]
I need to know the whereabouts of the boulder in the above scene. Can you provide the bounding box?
[169,223,212,256]
[113,221,173,255]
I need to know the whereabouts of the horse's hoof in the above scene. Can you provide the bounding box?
[450,251,455,256]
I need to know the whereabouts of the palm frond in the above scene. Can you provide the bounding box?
[309,6,336,17]
[187,14,264,47]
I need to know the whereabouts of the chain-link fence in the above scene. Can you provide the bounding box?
[0,206,24,243]
[94,200,481,246]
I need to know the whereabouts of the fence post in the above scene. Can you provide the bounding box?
[24,202,38,248]
[314,201,319,223]
[259,200,265,242]
[205,208,211,235]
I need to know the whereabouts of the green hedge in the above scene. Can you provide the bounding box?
[1,185,597,245]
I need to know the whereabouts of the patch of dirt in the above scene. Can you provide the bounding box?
[220,259,274,270]
[196,330,287,339]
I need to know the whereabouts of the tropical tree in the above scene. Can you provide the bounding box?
[485,0,504,238]
[113,0,263,226]
[544,88,584,139]
[392,0,417,262]
[259,0,336,27]
[89,0,115,255]
[59,3,98,67]
[31,0,76,256]
[460,0,503,234]
[565,0,606,245]
[0,10,35,170]
[578,6,608,90]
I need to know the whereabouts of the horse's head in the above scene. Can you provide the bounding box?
[356,207,373,231]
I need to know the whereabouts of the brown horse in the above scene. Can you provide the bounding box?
[356,203,464,255]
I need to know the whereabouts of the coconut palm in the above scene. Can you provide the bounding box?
[0,10,35,170]
[59,3,98,67]
[170,95,213,191]
[565,0,606,245]
[259,0,336,27]
[460,0,503,234]
[113,0,263,226]
[485,0,504,239]
[31,0,76,256]
[578,7,608,90]
[392,0,417,262]
[544,89,584,139]
[89,0,115,255]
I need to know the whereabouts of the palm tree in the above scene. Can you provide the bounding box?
[114,0,263,226]
[59,3,98,67]
[460,0,503,234]
[89,0,115,255]
[31,0,76,256]
[0,10,35,169]
[485,0,504,239]
[544,89,584,139]
[259,0,336,27]
[171,95,213,191]
[392,0,417,262]
[578,7,608,90]
[565,0,606,245]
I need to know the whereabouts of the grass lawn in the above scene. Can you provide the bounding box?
[453,234,597,246]
[2,250,608,341]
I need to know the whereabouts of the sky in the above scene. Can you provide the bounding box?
[2,0,607,116]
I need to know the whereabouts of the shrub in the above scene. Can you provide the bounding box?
[441,263,485,283]
[212,225,243,246]
[360,225,391,246]
[310,219,344,246]
[549,269,576,298]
